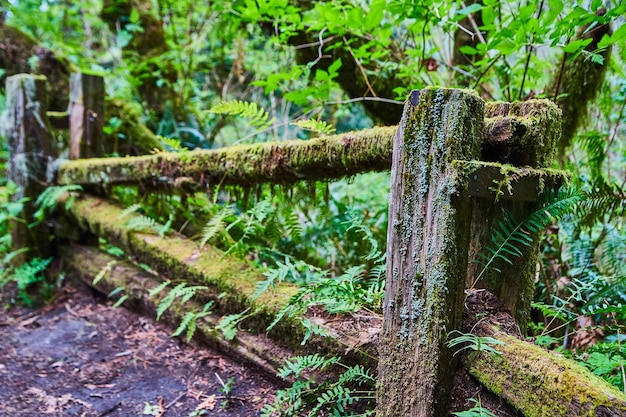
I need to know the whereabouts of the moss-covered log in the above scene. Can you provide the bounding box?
[58,193,380,372]
[57,126,396,188]
[60,193,295,327]
[464,290,626,417]
[468,334,626,417]
[378,88,485,417]
[56,109,559,189]
[61,243,293,381]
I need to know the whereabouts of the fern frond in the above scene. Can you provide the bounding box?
[34,184,83,220]
[200,206,234,247]
[209,100,275,131]
[125,215,159,234]
[278,354,340,379]
[291,119,336,135]
[155,282,208,320]
[474,187,584,285]
[158,136,186,152]
[117,203,142,219]
[216,308,251,341]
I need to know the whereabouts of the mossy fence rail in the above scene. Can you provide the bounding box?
[4,73,626,417]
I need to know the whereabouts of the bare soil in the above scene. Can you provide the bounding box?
[0,286,277,417]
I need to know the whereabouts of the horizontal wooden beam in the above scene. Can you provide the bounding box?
[56,102,560,190]
[58,193,378,367]
[56,126,396,188]
[468,332,626,416]
[458,161,568,202]
[61,243,293,381]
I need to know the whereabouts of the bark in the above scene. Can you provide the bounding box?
[378,88,484,417]
[69,73,105,159]
[466,100,562,329]
[100,0,177,117]
[451,0,485,87]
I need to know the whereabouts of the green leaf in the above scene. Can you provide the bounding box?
[364,0,385,30]
[459,45,478,55]
[456,3,482,18]
[563,38,593,53]
[327,58,342,76]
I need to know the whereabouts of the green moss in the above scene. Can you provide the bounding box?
[469,334,626,416]
[63,194,299,334]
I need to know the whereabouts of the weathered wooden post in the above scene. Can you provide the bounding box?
[378,88,484,416]
[68,72,105,159]
[466,100,561,328]
[2,74,58,261]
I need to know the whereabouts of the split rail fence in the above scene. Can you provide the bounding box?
[4,73,626,417]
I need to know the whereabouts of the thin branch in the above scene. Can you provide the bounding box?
[308,28,331,67]
[325,96,403,105]
[342,36,377,97]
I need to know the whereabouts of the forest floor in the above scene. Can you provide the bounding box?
[0,285,277,417]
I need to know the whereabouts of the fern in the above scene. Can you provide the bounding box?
[453,397,497,417]
[117,203,142,219]
[473,187,584,287]
[215,308,255,341]
[209,100,275,131]
[291,119,336,135]
[0,257,53,306]
[446,330,506,356]
[263,355,375,416]
[148,280,171,297]
[34,184,83,220]
[155,282,208,320]
[200,206,234,247]
[92,260,117,285]
[124,215,160,234]
[171,301,213,342]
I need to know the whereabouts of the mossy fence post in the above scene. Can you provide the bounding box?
[378,88,484,417]
[466,100,561,328]
[3,74,58,263]
[377,89,562,416]
[69,73,105,160]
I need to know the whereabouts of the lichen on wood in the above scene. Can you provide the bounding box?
[378,88,484,417]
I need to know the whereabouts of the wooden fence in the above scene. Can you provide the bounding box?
[4,73,626,416]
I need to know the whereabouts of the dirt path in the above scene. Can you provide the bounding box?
[0,286,277,417]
